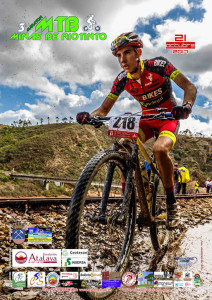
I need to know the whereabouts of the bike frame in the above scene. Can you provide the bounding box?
[89,111,171,227]
[136,137,167,226]
[117,137,159,227]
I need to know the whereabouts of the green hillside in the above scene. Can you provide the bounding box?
[0,123,211,196]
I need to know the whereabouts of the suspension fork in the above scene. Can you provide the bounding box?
[98,142,124,217]
[98,162,116,216]
[119,142,138,218]
[135,162,152,226]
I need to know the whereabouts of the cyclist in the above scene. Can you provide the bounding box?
[76,32,197,227]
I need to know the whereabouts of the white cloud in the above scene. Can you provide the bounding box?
[179,116,212,137]
[0,0,192,88]
[195,71,212,100]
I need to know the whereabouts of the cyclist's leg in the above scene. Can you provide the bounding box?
[152,120,179,200]
[138,120,154,143]
[152,120,179,227]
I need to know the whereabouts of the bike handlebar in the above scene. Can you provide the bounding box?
[87,111,174,128]
[140,112,172,119]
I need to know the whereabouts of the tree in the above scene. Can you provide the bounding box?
[47,117,50,124]
[22,120,28,127]
[62,117,68,123]
[18,119,23,127]
[182,129,192,136]
[11,121,17,127]
[69,116,73,123]
[40,118,43,125]
[56,116,59,123]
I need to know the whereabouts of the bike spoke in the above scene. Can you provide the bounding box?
[78,161,130,272]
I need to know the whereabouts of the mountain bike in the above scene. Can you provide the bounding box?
[66,110,175,300]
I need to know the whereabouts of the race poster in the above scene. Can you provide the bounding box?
[0,0,211,299]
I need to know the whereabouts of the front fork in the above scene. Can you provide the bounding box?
[98,142,137,222]
[98,162,116,216]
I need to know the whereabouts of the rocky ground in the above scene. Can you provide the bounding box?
[0,196,212,300]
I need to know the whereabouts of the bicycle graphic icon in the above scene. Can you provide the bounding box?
[83,14,101,32]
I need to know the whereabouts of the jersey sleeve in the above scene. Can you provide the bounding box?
[144,56,181,81]
[107,71,127,101]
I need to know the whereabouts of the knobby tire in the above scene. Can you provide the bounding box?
[66,150,136,300]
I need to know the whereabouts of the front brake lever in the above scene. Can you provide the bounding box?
[94,122,103,128]
[87,117,104,128]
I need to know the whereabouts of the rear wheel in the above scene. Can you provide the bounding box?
[66,150,136,299]
[150,175,168,251]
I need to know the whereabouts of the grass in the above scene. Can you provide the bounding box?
[0,122,211,196]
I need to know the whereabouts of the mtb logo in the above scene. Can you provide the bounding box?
[27,272,45,288]
[12,272,26,288]
[83,14,101,31]
[10,15,107,41]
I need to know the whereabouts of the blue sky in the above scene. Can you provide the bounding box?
[0,0,212,135]
[135,2,206,40]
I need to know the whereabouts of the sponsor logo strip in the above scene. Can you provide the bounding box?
[12,249,61,267]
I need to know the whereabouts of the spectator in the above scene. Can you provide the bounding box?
[173,163,182,194]
[206,179,211,193]
[195,181,199,194]
[177,163,190,194]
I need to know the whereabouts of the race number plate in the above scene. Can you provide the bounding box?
[108,115,140,139]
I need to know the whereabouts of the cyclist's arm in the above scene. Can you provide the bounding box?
[173,73,197,106]
[90,72,125,117]
[90,97,116,117]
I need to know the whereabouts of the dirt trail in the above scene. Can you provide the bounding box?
[0,196,212,300]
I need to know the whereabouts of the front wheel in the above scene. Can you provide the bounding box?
[150,175,168,251]
[66,150,136,300]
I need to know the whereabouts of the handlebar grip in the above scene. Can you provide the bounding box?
[165,112,172,117]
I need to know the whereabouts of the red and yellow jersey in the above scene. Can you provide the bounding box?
[107,56,181,114]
